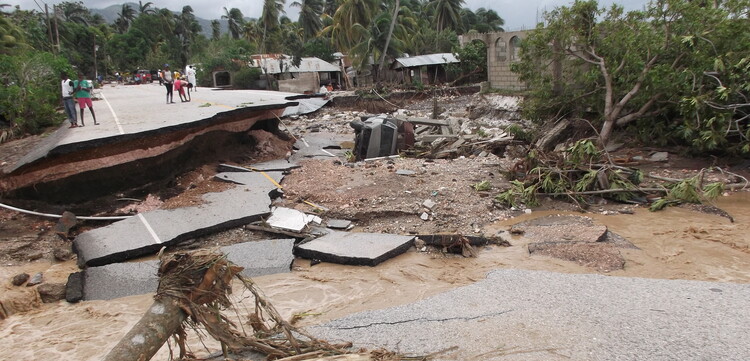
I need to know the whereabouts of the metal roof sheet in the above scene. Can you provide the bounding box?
[394,53,460,69]
[252,56,340,74]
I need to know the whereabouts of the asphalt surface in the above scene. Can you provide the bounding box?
[311,269,750,361]
[9,83,304,172]
[74,172,283,267]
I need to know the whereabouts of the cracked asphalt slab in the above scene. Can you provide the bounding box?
[309,269,750,361]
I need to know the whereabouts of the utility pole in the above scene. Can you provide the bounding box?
[53,5,60,53]
[93,35,99,80]
[44,4,54,49]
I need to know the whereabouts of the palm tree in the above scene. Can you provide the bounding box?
[323,0,379,52]
[474,8,504,32]
[292,0,324,40]
[377,0,400,79]
[176,6,201,66]
[56,2,89,25]
[221,7,244,39]
[211,19,221,40]
[116,4,136,32]
[323,0,339,16]
[260,0,286,52]
[138,1,155,15]
[428,0,464,32]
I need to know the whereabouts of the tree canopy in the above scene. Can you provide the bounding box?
[513,0,750,153]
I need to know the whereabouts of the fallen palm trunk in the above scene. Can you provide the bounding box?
[103,250,354,361]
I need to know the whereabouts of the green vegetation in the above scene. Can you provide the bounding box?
[513,0,750,155]
[1,0,503,143]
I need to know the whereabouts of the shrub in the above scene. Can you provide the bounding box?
[232,67,263,89]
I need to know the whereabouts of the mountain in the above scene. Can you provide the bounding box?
[89,3,227,38]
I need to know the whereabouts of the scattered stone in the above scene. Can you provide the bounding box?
[65,272,84,303]
[414,237,426,250]
[327,219,353,230]
[649,151,669,162]
[26,272,43,287]
[11,273,29,286]
[53,211,77,239]
[37,283,66,303]
[420,212,429,221]
[422,199,436,210]
[53,246,74,261]
[295,231,415,266]
[396,169,416,176]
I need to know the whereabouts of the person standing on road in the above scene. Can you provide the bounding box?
[162,64,174,104]
[187,65,197,93]
[61,72,77,128]
[73,72,98,126]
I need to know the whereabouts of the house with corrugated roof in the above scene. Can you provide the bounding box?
[391,53,460,86]
[250,54,341,94]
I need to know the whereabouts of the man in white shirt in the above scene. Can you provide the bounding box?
[186,65,197,93]
[61,72,78,128]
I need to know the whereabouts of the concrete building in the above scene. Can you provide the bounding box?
[460,31,531,90]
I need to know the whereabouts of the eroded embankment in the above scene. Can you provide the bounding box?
[1,111,286,204]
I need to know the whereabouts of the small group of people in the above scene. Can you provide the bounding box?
[61,72,97,128]
[161,64,197,104]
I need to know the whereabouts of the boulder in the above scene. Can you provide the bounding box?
[37,283,67,303]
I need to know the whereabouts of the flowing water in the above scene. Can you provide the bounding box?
[1,193,748,360]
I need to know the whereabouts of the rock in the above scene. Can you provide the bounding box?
[649,151,669,162]
[65,272,84,303]
[420,212,430,221]
[53,211,77,239]
[53,246,74,261]
[26,272,43,287]
[414,237,426,249]
[396,169,416,176]
[37,283,66,303]
[11,273,30,286]
[423,199,436,210]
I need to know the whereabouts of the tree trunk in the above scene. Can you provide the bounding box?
[103,298,186,361]
[377,0,400,82]
[599,117,615,147]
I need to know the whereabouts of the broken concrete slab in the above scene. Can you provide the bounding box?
[294,231,415,266]
[74,173,282,267]
[75,238,295,301]
[395,169,416,176]
[81,260,160,301]
[513,215,635,272]
[326,219,352,230]
[290,132,350,162]
[510,215,608,243]
[267,207,320,232]
[222,238,295,278]
[528,242,626,272]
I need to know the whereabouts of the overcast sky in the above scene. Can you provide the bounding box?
[6,0,650,30]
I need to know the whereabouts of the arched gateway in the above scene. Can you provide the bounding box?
[459,31,531,90]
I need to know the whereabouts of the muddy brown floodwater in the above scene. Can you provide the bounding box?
[0,192,747,360]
